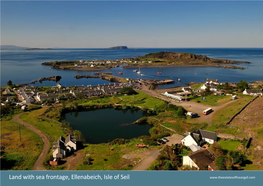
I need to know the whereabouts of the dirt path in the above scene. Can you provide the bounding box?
[13,113,50,170]
[132,149,161,170]
[64,150,85,170]
[133,134,183,170]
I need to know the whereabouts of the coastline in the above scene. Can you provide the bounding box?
[49,63,246,71]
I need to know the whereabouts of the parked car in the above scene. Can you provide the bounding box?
[161,138,169,142]
[158,140,166,144]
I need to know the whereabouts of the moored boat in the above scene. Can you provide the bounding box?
[118,72,123,75]
[157,72,162,75]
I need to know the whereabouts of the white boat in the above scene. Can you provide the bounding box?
[137,67,141,74]
[133,70,137,72]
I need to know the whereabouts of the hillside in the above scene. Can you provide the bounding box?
[135,51,250,65]
[0,45,27,50]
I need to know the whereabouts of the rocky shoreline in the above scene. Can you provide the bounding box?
[123,64,246,70]
[38,75,62,83]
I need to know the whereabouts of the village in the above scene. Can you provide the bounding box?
[1,76,263,171]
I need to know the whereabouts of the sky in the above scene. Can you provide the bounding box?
[1,1,263,48]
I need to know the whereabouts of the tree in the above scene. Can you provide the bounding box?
[228,151,247,165]
[58,94,66,100]
[73,130,85,143]
[237,80,248,92]
[215,156,227,170]
[7,80,12,86]
[224,82,231,90]
[211,142,225,156]
[163,161,173,170]
[119,87,137,95]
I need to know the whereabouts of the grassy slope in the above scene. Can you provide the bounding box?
[189,95,232,106]
[1,119,43,170]
[19,107,64,143]
[77,91,166,109]
[205,95,254,134]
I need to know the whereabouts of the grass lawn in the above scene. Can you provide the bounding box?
[191,83,203,89]
[76,140,160,170]
[189,95,232,106]
[211,96,254,133]
[218,140,240,151]
[1,119,43,170]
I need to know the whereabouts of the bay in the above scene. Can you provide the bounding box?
[1,48,263,88]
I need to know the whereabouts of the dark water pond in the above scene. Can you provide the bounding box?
[63,108,151,144]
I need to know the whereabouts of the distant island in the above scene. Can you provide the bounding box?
[106,46,128,49]
[41,51,251,71]
[0,45,27,50]
[25,48,52,51]
[0,45,52,50]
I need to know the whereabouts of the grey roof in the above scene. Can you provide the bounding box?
[65,135,76,144]
[189,144,201,152]
[246,89,263,94]
[199,129,217,141]
[53,139,66,151]
[188,149,216,170]
[59,136,65,143]
[192,133,200,142]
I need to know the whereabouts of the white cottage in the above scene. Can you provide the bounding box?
[183,149,216,170]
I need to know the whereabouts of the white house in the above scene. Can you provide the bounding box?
[183,149,216,170]
[53,135,77,159]
[206,78,219,85]
[200,83,218,92]
[243,89,263,96]
[181,129,217,150]
[181,134,198,147]
[65,135,77,151]
[22,97,35,104]
[162,92,185,101]
[199,129,217,144]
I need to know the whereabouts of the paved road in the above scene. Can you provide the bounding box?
[13,113,49,170]
[141,85,237,125]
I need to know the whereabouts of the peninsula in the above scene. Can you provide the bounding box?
[41,51,250,71]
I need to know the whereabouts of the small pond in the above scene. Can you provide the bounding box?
[63,108,151,144]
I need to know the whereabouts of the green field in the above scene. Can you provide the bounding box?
[1,119,43,170]
[189,95,232,106]
[75,91,166,109]
[76,140,160,170]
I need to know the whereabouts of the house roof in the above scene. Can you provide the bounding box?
[206,78,218,82]
[199,129,217,141]
[65,135,76,144]
[53,139,66,151]
[189,144,201,152]
[188,149,216,170]
[245,89,263,94]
